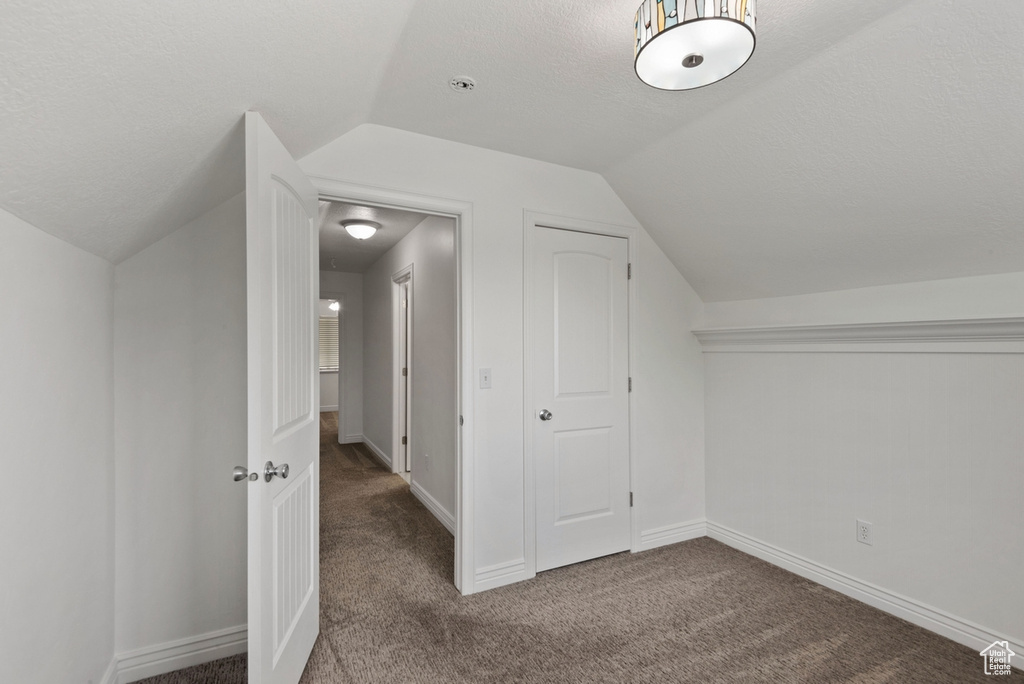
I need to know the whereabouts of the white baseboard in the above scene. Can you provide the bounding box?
[114,625,247,684]
[409,480,455,535]
[474,558,531,592]
[340,433,363,445]
[360,436,391,469]
[318,404,338,412]
[706,521,1024,659]
[99,656,118,684]
[637,518,707,552]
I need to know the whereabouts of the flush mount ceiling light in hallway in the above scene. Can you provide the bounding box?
[342,220,380,240]
[634,0,756,90]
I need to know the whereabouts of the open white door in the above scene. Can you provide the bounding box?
[400,279,411,473]
[245,111,319,684]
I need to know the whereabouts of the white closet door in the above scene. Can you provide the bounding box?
[531,226,631,572]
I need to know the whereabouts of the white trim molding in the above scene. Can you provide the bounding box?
[637,519,707,552]
[99,657,118,684]
[340,433,364,445]
[360,436,392,470]
[114,625,247,684]
[391,264,414,476]
[410,480,455,535]
[706,522,1024,659]
[474,558,531,593]
[318,404,338,412]
[693,317,1024,354]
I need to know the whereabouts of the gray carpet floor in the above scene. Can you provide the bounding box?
[138,412,1021,683]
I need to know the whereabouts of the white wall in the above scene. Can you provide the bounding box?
[320,271,363,442]
[301,124,706,588]
[362,215,457,524]
[701,274,1024,654]
[635,232,706,546]
[319,370,339,411]
[0,208,115,684]
[703,271,1024,329]
[113,194,247,656]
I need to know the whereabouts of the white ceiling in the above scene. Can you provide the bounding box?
[2,0,1022,301]
[0,0,415,262]
[319,201,427,273]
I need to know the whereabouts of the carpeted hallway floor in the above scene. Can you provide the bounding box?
[139,412,1020,683]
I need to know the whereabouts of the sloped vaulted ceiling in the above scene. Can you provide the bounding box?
[2,0,1022,301]
[0,0,417,262]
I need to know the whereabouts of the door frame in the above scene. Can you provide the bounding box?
[309,175,476,594]
[522,211,641,579]
[391,266,413,474]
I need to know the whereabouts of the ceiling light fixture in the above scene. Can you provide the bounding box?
[634,0,756,91]
[328,301,340,312]
[342,220,380,240]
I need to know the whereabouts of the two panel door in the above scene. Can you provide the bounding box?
[245,111,320,684]
[531,226,631,573]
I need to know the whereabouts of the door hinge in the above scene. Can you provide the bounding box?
[630,492,634,507]
[402,367,408,376]
[402,435,407,445]
[459,415,464,426]
[627,263,632,280]
[628,377,632,392]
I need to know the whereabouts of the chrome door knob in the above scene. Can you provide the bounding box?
[233,466,257,482]
[539,409,553,421]
[264,461,290,482]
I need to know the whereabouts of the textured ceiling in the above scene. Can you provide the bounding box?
[2,0,1022,301]
[319,201,427,273]
[0,0,414,263]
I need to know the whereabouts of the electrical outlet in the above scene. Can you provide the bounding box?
[423,453,430,472]
[856,519,872,546]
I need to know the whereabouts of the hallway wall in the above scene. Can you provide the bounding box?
[362,215,457,527]
[320,270,363,443]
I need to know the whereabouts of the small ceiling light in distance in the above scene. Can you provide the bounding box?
[342,220,380,240]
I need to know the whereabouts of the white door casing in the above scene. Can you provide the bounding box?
[530,225,631,572]
[402,280,412,473]
[392,266,413,474]
[245,111,320,684]
[309,176,474,594]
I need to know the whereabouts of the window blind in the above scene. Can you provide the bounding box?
[319,316,339,370]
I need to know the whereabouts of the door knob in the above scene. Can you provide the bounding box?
[264,461,290,482]
[539,409,553,421]
[233,466,257,482]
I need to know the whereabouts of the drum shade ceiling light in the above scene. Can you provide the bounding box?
[342,220,379,240]
[635,0,756,91]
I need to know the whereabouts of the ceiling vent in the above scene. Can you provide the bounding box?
[449,76,476,92]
